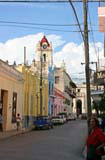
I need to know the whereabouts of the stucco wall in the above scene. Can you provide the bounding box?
[0,67,23,131]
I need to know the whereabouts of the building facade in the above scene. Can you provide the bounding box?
[53,87,65,116]
[54,62,76,115]
[17,64,39,128]
[30,36,53,116]
[0,60,23,131]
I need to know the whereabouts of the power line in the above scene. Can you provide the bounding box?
[0,20,100,32]
[0,20,83,27]
[68,0,84,41]
[0,0,104,3]
[88,5,98,61]
[0,24,85,32]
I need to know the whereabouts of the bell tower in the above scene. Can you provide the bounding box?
[36,36,53,75]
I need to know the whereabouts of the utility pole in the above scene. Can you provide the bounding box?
[83,0,92,120]
[40,50,43,116]
[104,33,105,57]
[104,34,105,92]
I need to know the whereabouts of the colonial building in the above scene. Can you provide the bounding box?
[16,64,40,128]
[73,84,87,116]
[30,36,54,116]
[0,60,23,131]
[54,61,76,115]
[53,87,65,116]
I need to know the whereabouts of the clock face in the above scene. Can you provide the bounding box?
[43,44,47,49]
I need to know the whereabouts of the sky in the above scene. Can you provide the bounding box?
[0,1,105,84]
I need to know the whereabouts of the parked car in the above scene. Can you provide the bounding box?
[58,114,66,123]
[52,115,64,125]
[58,112,68,122]
[68,113,77,120]
[33,116,53,130]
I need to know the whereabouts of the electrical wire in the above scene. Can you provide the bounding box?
[0,0,104,3]
[0,20,83,27]
[0,24,85,32]
[88,6,98,61]
[68,0,84,41]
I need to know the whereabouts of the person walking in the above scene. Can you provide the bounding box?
[16,113,21,131]
[86,117,105,160]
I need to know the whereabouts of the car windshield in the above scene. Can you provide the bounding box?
[52,116,60,119]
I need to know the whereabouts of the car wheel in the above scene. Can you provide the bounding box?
[51,125,53,129]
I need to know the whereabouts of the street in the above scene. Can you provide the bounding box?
[0,119,87,160]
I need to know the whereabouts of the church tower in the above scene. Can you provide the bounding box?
[36,36,53,76]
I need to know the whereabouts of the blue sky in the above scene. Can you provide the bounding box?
[0,1,101,43]
[0,1,104,83]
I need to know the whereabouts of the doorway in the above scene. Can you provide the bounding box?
[0,89,8,131]
[76,99,82,116]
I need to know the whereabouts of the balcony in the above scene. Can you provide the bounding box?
[65,86,76,98]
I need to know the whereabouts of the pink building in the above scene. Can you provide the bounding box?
[53,88,65,116]
[98,7,105,32]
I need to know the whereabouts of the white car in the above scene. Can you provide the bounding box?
[68,114,77,120]
[52,116,64,125]
[60,115,66,123]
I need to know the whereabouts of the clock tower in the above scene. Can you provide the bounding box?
[36,36,53,75]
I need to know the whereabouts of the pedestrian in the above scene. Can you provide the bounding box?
[86,117,105,160]
[16,113,21,131]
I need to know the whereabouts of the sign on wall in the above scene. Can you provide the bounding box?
[98,7,105,32]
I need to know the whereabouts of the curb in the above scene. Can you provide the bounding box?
[0,127,34,141]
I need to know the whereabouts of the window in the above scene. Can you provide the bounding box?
[52,84,53,94]
[30,95,33,115]
[12,92,17,123]
[43,54,46,62]
[49,82,51,95]
[55,76,59,84]
[77,89,80,92]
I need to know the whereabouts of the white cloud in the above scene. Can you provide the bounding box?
[0,33,104,84]
[0,33,65,65]
[53,41,104,83]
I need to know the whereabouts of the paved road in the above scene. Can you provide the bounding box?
[0,119,87,160]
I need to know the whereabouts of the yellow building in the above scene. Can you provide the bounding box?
[42,79,48,116]
[17,64,39,127]
[17,64,49,128]
[0,60,23,131]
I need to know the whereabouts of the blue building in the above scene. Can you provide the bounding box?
[48,66,54,115]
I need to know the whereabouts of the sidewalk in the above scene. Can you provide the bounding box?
[0,127,34,141]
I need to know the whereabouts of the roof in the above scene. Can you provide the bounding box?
[40,36,50,47]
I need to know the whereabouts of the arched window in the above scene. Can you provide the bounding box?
[43,54,46,62]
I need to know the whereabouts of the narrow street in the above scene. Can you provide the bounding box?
[0,119,87,160]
